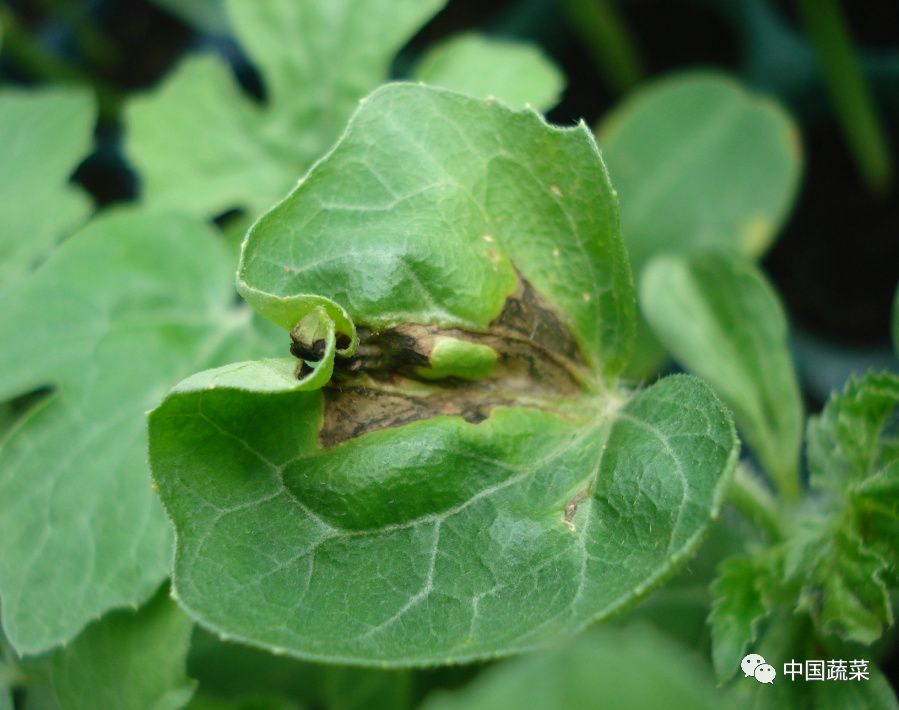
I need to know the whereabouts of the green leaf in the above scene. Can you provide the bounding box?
[147,0,228,34]
[0,88,94,287]
[48,588,195,710]
[150,83,738,666]
[125,0,444,218]
[413,34,564,110]
[238,83,634,377]
[188,629,410,710]
[151,373,736,665]
[786,521,893,645]
[125,1,565,222]
[0,209,277,654]
[708,555,770,680]
[599,71,800,268]
[421,623,730,710]
[598,72,801,377]
[641,252,803,499]
[808,372,899,497]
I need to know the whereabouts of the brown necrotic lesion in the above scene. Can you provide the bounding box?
[317,279,590,448]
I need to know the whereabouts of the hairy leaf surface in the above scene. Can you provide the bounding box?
[151,85,738,665]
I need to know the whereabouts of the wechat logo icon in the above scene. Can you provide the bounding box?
[742,653,777,684]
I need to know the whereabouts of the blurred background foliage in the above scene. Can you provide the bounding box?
[0,1,897,708]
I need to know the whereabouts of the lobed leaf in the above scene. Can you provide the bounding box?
[808,372,899,498]
[642,252,803,498]
[48,588,195,710]
[125,0,562,222]
[0,210,278,654]
[0,88,94,288]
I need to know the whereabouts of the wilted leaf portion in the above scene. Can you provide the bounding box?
[150,84,738,665]
[152,374,735,665]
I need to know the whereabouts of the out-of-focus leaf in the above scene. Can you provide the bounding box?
[148,0,228,34]
[599,71,800,268]
[0,210,277,654]
[808,372,899,498]
[188,629,410,710]
[48,589,195,710]
[126,0,445,219]
[642,252,803,498]
[421,623,731,710]
[413,34,563,110]
[0,88,94,287]
[126,1,565,222]
[599,72,801,378]
[708,555,770,680]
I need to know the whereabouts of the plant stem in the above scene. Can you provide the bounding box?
[797,0,892,194]
[729,463,786,541]
[560,0,644,94]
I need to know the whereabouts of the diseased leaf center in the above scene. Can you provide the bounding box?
[312,279,592,448]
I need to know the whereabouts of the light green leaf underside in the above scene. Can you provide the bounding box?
[48,589,195,710]
[239,83,633,377]
[150,374,737,665]
[599,71,801,378]
[0,210,278,654]
[642,252,803,496]
[0,88,94,288]
[413,34,564,111]
[422,623,728,710]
